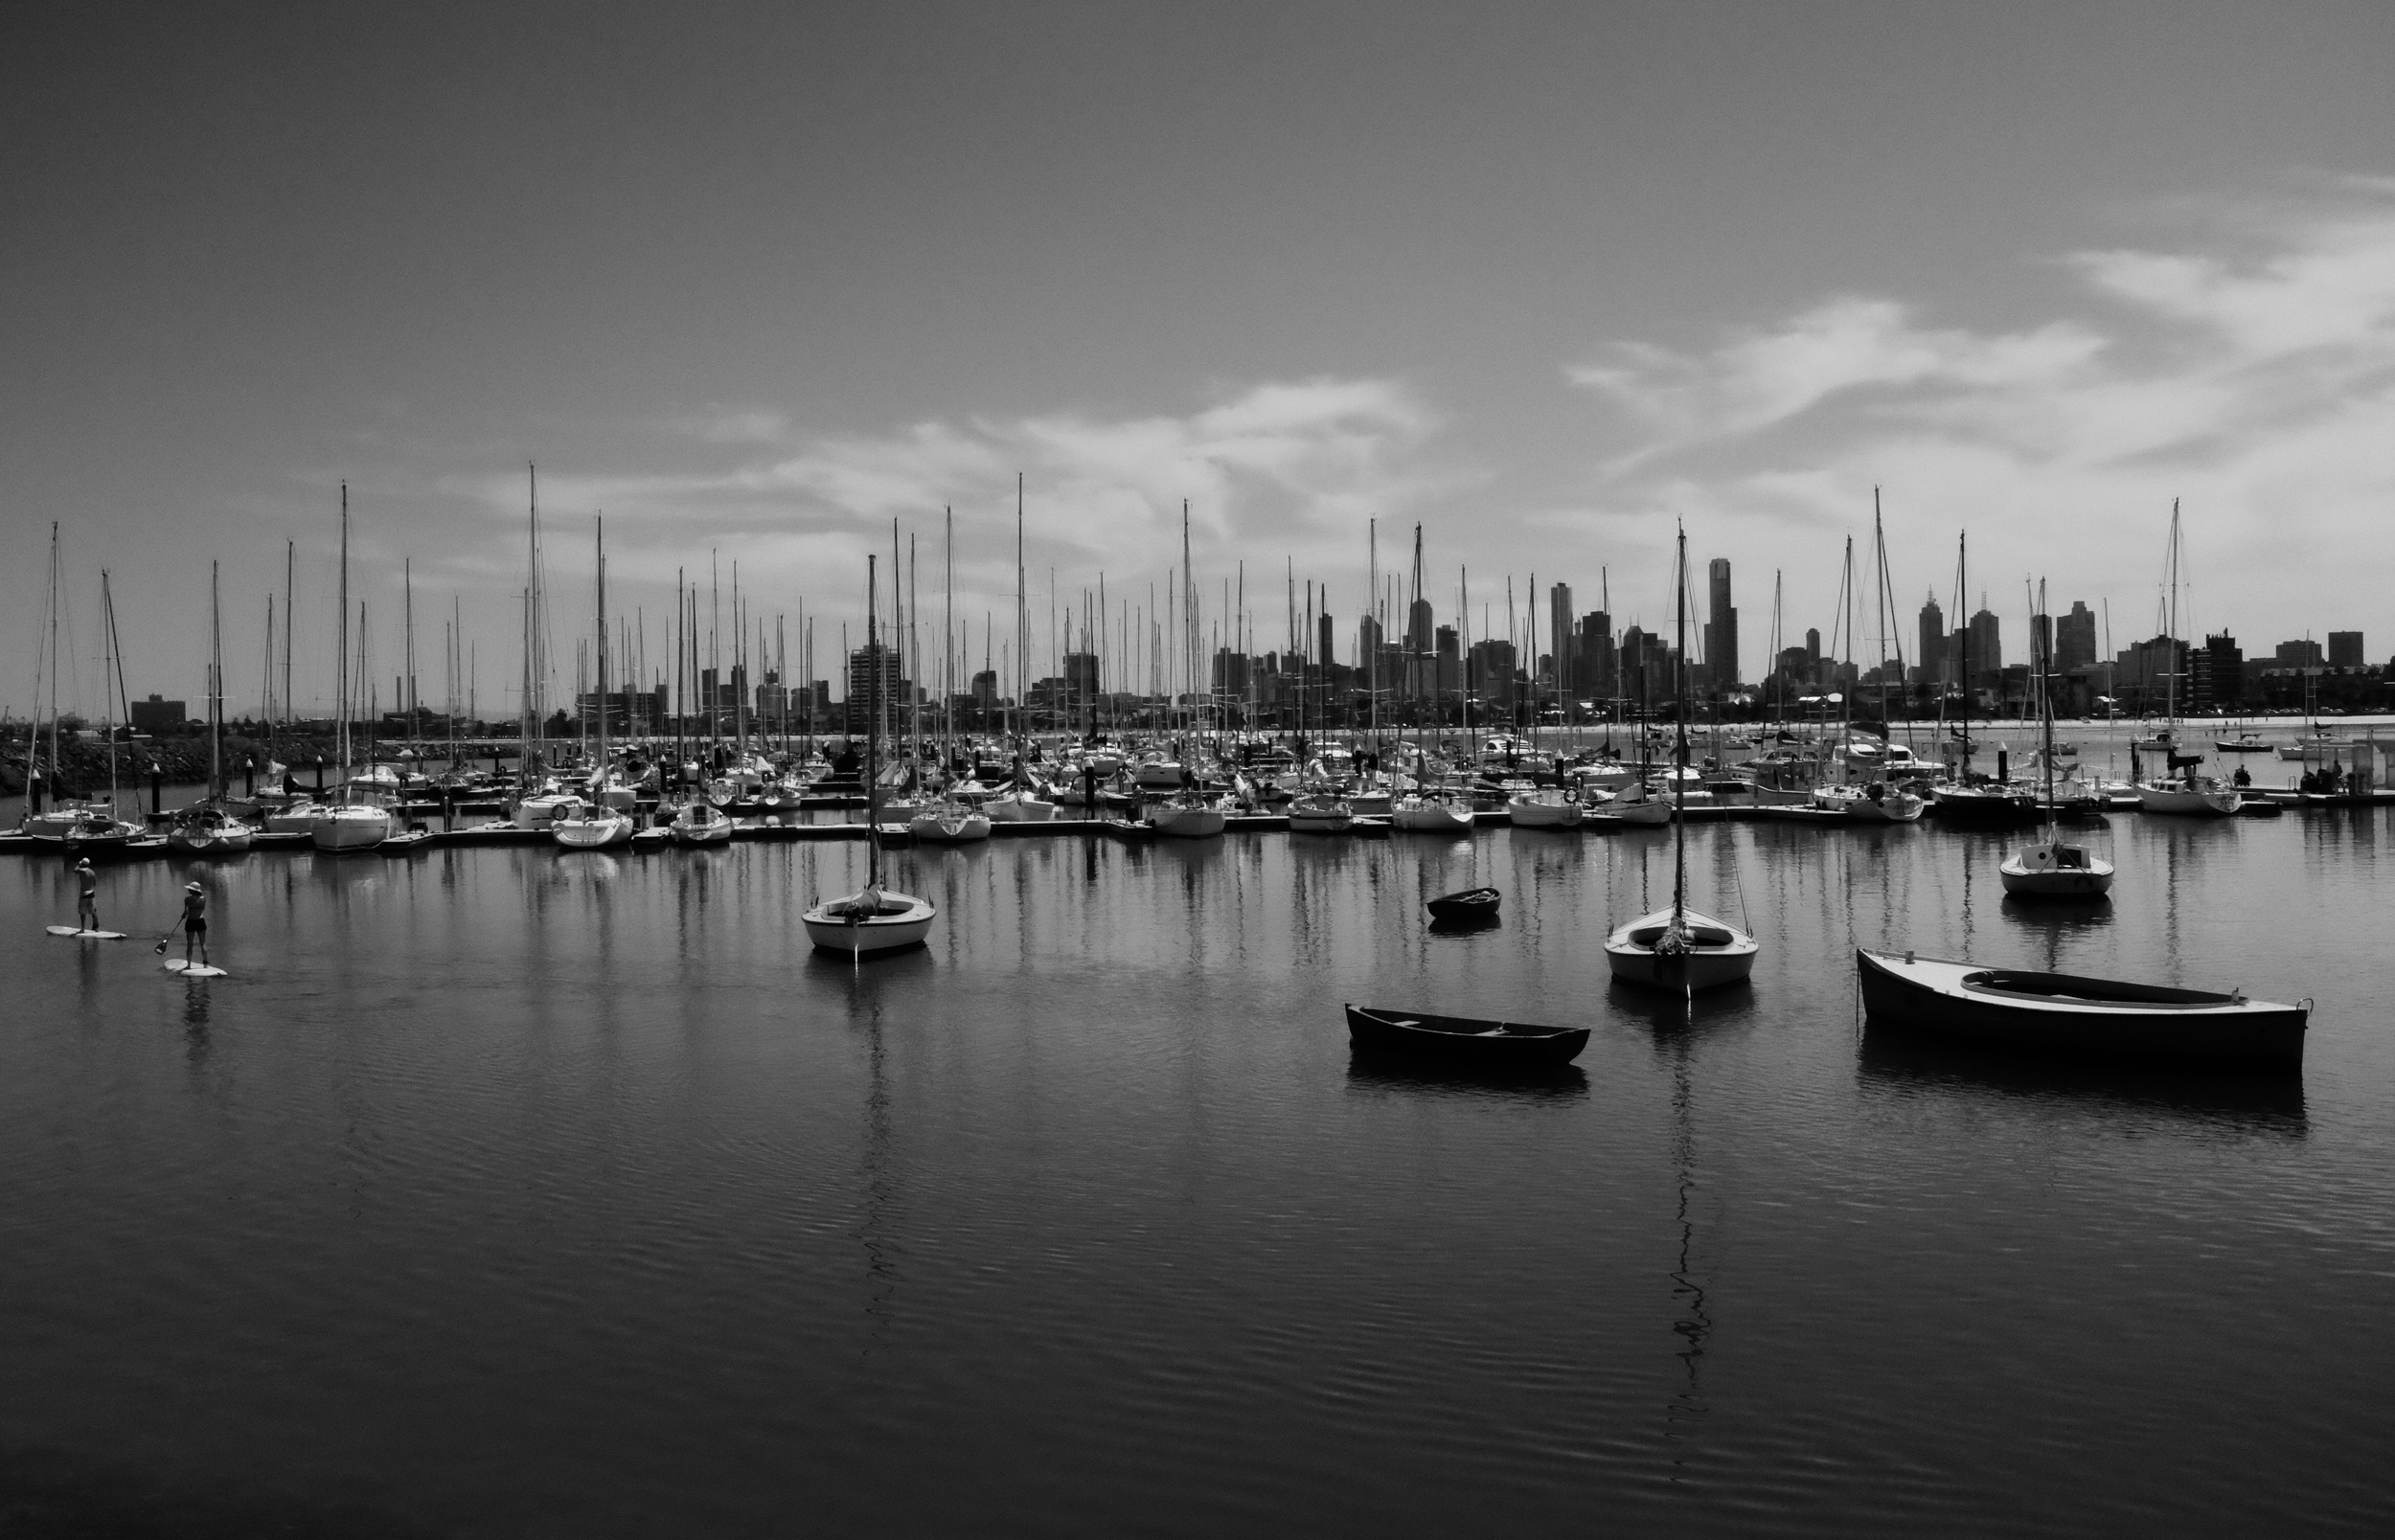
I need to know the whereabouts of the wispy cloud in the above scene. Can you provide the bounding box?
[1565,191,2395,649]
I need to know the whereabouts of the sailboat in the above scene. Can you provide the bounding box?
[804,555,937,953]
[2001,580,2112,898]
[169,563,254,854]
[2133,503,2240,817]
[312,485,400,852]
[554,517,635,849]
[1604,527,1760,992]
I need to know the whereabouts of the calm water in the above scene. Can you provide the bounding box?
[4,805,2391,1535]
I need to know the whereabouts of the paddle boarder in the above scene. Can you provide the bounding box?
[168,880,210,968]
[73,857,101,934]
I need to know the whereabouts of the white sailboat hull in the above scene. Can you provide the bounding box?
[984,793,1058,822]
[802,892,936,954]
[310,805,396,851]
[1392,801,1475,832]
[552,813,635,849]
[2134,782,2240,816]
[1152,804,1227,838]
[909,810,992,843]
[1602,908,1759,991]
[1999,844,2116,897]
[1506,795,1583,828]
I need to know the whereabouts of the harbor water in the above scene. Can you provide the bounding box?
[3,807,2391,1534]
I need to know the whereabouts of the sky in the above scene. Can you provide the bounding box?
[5,1,2392,719]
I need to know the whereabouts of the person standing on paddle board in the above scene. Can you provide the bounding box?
[170,881,209,967]
[74,858,101,934]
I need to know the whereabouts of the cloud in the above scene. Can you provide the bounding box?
[1565,192,2395,654]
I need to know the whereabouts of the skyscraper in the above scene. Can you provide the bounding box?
[2056,601,2097,673]
[1917,595,1946,686]
[1577,611,1613,701]
[1548,582,1575,697]
[1704,559,1737,690]
[1967,605,2002,687]
[2329,630,2363,668]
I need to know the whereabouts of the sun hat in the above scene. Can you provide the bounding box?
[186,881,202,893]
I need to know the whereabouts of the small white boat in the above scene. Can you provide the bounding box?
[1391,795,1475,832]
[1506,790,1583,828]
[908,802,992,843]
[167,804,255,855]
[1603,907,1759,991]
[983,789,1058,823]
[2000,840,2115,898]
[310,800,397,852]
[514,789,583,828]
[802,884,937,954]
[1605,798,1674,827]
[1133,756,1188,790]
[2134,777,2240,816]
[667,801,734,846]
[552,809,635,849]
[262,798,323,834]
[1152,798,1228,838]
[1287,794,1354,834]
[1814,782,1926,824]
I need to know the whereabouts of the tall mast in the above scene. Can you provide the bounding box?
[102,568,122,815]
[866,554,882,889]
[2165,499,2181,724]
[595,516,608,770]
[210,560,223,800]
[1674,526,1690,921]
[338,483,351,772]
[1015,474,1027,749]
[283,539,295,745]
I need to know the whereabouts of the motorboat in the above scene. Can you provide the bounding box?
[1286,794,1354,834]
[514,787,584,828]
[1506,789,1583,828]
[262,797,324,834]
[1855,949,2307,1063]
[2216,732,2273,754]
[1998,840,2114,898]
[1344,1005,1588,1067]
[1932,781,2038,826]
[667,800,735,847]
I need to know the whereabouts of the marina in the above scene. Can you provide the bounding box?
[5,790,2391,1534]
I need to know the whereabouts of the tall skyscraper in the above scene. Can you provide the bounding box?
[1548,582,1575,697]
[1318,611,1335,674]
[1917,596,1946,685]
[1704,559,1737,690]
[2329,630,2364,668]
[2056,601,2097,673]
[1967,605,2002,687]
[1577,611,1613,701]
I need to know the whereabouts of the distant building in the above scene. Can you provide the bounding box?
[2056,600,2097,673]
[2329,630,2364,668]
[1966,606,2002,688]
[1317,612,1335,674]
[128,693,187,735]
[1548,583,1576,696]
[1917,598,1946,686]
[844,643,910,734]
[971,669,997,709]
[1703,559,1737,690]
[2199,633,2244,712]
[1576,611,1613,702]
[1468,638,1517,711]
[1434,625,1460,693]
[1064,651,1101,704]
[2275,639,2324,668]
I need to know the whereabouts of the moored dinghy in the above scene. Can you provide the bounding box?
[1344,1005,1588,1066]
[1425,886,1500,923]
[1855,949,2308,1063]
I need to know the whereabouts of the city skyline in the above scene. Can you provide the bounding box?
[7,6,2393,719]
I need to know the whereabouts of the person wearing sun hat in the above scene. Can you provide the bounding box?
[73,858,100,934]
[172,880,209,968]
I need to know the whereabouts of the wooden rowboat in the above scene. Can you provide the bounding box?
[1344,1005,1589,1065]
[1424,886,1500,922]
[1855,949,2308,1064]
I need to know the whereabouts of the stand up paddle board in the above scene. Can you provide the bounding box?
[163,960,228,978]
[47,926,128,940]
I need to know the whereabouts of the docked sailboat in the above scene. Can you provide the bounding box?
[2133,504,2241,818]
[667,799,735,846]
[804,554,936,954]
[553,518,634,849]
[311,487,398,852]
[1505,787,1583,828]
[1286,792,1354,833]
[1151,794,1229,838]
[1604,527,1759,992]
[169,565,255,856]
